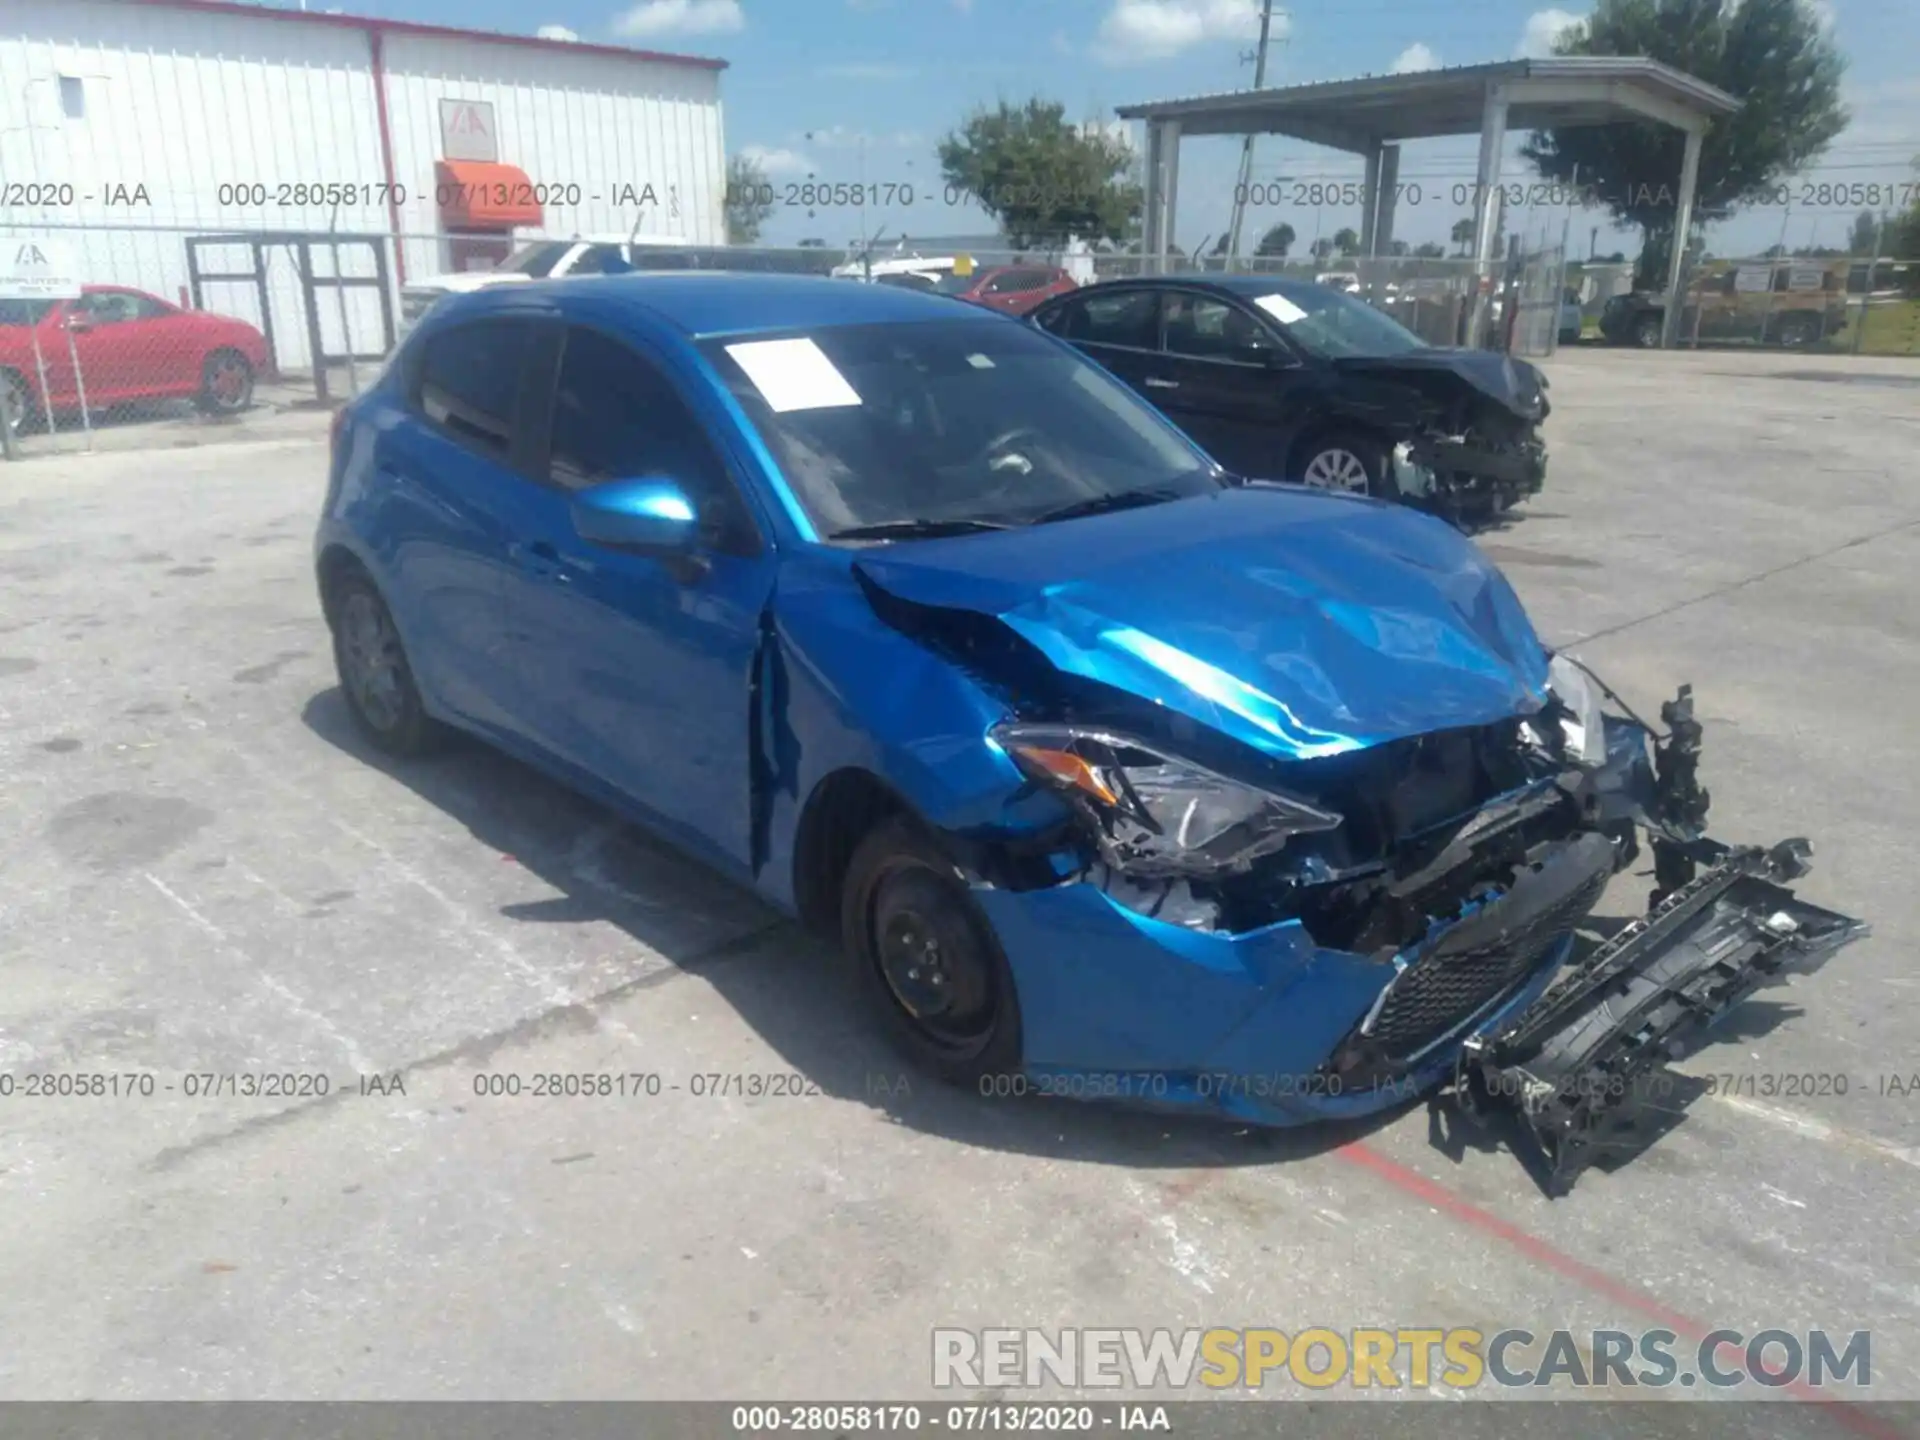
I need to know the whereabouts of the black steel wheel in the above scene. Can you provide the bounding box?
[841,815,1023,1084]
[329,571,442,757]
[1633,314,1665,348]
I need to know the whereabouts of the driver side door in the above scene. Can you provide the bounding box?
[500,322,774,870]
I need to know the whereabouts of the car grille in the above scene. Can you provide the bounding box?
[1364,841,1613,1060]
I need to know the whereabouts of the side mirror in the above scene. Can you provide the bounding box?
[571,477,699,555]
[65,317,93,334]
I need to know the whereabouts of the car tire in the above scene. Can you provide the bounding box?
[1,368,37,435]
[328,570,443,758]
[196,349,255,414]
[1293,430,1400,501]
[840,814,1024,1087]
[1632,314,1664,348]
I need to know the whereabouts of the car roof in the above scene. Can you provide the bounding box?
[1076,273,1334,303]
[462,271,1011,339]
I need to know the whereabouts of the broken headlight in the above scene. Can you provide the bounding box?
[991,722,1341,878]
[1541,652,1608,766]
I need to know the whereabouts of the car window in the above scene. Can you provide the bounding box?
[0,299,56,327]
[72,292,150,325]
[698,317,1218,538]
[1057,290,1158,348]
[493,242,574,277]
[1249,284,1427,358]
[548,326,755,548]
[982,271,1026,294]
[570,245,634,276]
[1162,294,1274,364]
[417,319,532,460]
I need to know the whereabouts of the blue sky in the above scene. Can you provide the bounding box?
[363,0,1915,257]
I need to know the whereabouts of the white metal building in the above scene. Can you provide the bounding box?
[0,0,728,371]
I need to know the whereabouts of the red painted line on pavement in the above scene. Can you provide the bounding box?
[1334,1140,1911,1440]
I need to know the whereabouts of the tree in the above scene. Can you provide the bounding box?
[1210,233,1232,256]
[1521,0,1848,289]
[725,153,774,245]
[1332,227,1360,257]
[1255,222,1295,258]
[1309,237,1335,262]
[1413,241,1446,258]
[937,98,1142,247]
[1886,159,1920,262]
[1848,209,1880,256]
[1450,217,1476,255]
[1389,239,1410,257]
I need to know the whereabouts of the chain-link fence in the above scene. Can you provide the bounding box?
[7,218,1911,458]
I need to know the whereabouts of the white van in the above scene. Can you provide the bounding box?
[398,233,692,331]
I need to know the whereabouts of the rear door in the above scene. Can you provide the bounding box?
[371,314,544,733]
[499,321,775,868]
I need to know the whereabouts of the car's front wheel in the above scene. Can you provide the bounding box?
[197,349,255,414]
[328,571,442,757]
[841,815,1023,1086]
[1293,430,1399,500]
[1633,313,1665,348]
[1,368,35,435]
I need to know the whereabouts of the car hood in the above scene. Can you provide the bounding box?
[851,486,1550,761]
[1331,348,1548,422]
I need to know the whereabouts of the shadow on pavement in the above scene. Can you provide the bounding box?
[301,686,1386,1176]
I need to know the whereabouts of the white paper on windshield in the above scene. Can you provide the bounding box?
[966,352,995,369]
[725,338,862,413]
[1254,293,1307,325]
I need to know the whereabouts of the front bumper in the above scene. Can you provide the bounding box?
[1400,434,1547,511]
[963,691,1864,1192]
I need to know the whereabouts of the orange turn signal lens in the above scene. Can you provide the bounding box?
[1011,745,1120,807]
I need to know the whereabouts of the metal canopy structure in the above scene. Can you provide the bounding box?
[1117,58,1741,347]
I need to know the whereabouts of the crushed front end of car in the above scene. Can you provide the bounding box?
[1341,351,1552,518]
[827,491,1863,1192]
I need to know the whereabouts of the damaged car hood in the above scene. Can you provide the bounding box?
[1331,349,1549,422]
[851,486,1550,761]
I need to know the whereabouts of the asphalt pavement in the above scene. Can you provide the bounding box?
[0,347,1915,1407]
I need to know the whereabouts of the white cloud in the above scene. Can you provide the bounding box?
[1388,42,1439,73]
[795,125,922,149]
[1514,8,1583,58]
[1093,0,1282,66]
[1802,0,1836,28]
[612,0,743,39]
[535,23,579,39]
[816,61,917,79]
[740,145,813,176]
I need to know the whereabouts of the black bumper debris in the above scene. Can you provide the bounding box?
[1451,838,1868,1195]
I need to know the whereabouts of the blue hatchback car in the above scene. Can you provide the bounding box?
[317,274,1859,1191]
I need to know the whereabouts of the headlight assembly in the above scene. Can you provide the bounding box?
[991,722,1341,878]
[1546,652,1608,766]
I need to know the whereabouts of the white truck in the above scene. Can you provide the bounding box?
[398,233,693,333]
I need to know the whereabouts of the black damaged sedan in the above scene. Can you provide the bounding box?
[1028,274,1549,520]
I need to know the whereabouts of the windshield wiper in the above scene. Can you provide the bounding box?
[1026,487,1188,527]
[827,517,1016,541]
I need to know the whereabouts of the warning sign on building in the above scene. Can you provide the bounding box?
[439,99,499,163]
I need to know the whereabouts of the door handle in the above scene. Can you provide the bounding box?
[510,539,574,579]
[1144,376,1179,390]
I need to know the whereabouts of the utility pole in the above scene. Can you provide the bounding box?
[1224,0,1282,263]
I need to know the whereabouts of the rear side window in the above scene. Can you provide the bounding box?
[418,320,531,459]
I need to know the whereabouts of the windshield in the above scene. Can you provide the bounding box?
[701,319,1220,539]
[1254,285,1429,358]
[0,299,56,327]
[493,242,576,277]
[933,273,978,294]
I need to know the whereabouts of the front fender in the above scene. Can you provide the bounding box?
[758,557,1061,911]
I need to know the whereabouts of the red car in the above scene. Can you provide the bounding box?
[1,285,268,432]
[934,265,1078,315]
